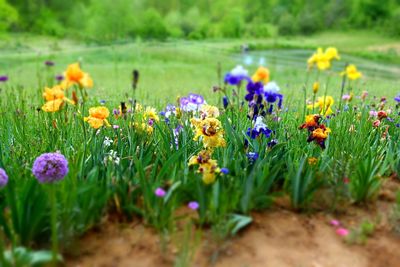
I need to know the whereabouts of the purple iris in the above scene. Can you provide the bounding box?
[0,76,8,82]
[180,93,205,112]
[395,94,400,103]
[220,168,229,174]
[246,152,259,162]
[245,81,264,101]
[263,82,283,109]
[246,116,272,139]
[224,65,250,86]
[222,96,229,109]
[0,168,8,188]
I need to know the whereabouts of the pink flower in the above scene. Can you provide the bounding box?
[369,110,378,117]
[188,201,199,210]
[113,125,120,129]
[373,120,381,128]
[336,228,349,236]
[155,187,166,197]
[330,219,340,227]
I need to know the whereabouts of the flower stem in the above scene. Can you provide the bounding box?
[50,185,58,266]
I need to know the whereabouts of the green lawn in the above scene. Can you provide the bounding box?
[1,31,399,106]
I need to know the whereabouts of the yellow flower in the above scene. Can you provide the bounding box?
[312,127,331,139]
[308,47,340,71]
[41,85,75,112]
[43,85,65,101]
[61,63,93,89]
[188,150,220,185]
[341,64,362,80]
[325,47,340,61]
[42,99,64,112]
[308,157,318,166]
[134,122,154,135]
[191,117,226,148]
[200,105,220,118]
[84,106,110,129]
[312,82,319,94]
[144,107,159,122]
[251,66,270,84]
[307,96,334,116]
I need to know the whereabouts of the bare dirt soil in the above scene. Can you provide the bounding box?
[66,180,400,267]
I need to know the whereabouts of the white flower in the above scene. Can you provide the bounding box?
[254,116,268,131]
[263,81,280,94]
[230,65,249,77]
[103,137,113,147]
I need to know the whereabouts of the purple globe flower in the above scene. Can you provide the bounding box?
[0,75,8,82]
[188,201,199,210]
[32,153,69,183]
[155,187,166,197]
[0,168,8,188]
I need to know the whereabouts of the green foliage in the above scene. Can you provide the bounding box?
[0,0,18,32]
[5,0,400,40]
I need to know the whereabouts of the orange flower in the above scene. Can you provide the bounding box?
[61,63,93,89]
[251,66,270,84]
[84,106,111,129]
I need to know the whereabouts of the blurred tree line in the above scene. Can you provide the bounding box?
[1,0,400,41]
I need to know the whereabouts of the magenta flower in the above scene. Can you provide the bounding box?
[0,168,8,188]
[336,227,349,236]
[32,153,69,183]
[330,219,340,227]
[188,201,199,210]
[155,187,166,198]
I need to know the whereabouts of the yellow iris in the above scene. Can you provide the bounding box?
[308,47,340,71]
[61,63,93,89]
[191,117,226,149]
[341,64,362,80]
[307,96,334,116]
[84,106,111,129]
[189,150,221,184]
[41,85,74,112]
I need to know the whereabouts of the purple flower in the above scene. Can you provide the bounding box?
[99,100,106,105]
[245,81,263,101]
[32,153,69,183]
[263,82,283,109]
[113,109,120,116]
[267,139,278,148]
[220,168,229,174]
[0,76,8,82]
[0,168,8,188]
[188,201,199,210]
[55,75,64,82]
[180,93,205,112]
[246,152,259,162]
[45,60,55,67]
[155,187,166,197]
[395,94,400,103]
[246,116,272,139]
[224,65,250,86]
[222,96,229,109]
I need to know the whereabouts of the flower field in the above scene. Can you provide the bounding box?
[1,41,400,267]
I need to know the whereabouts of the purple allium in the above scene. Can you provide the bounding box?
[188,201,199,210]
[32,153,69,183]
[55,75,64,82]
[395,94,400,103]
[0,75,8,82]
[0,168,8,188]
[220,168,229,174]
[45,60,55,67]
[155,187,166,197]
